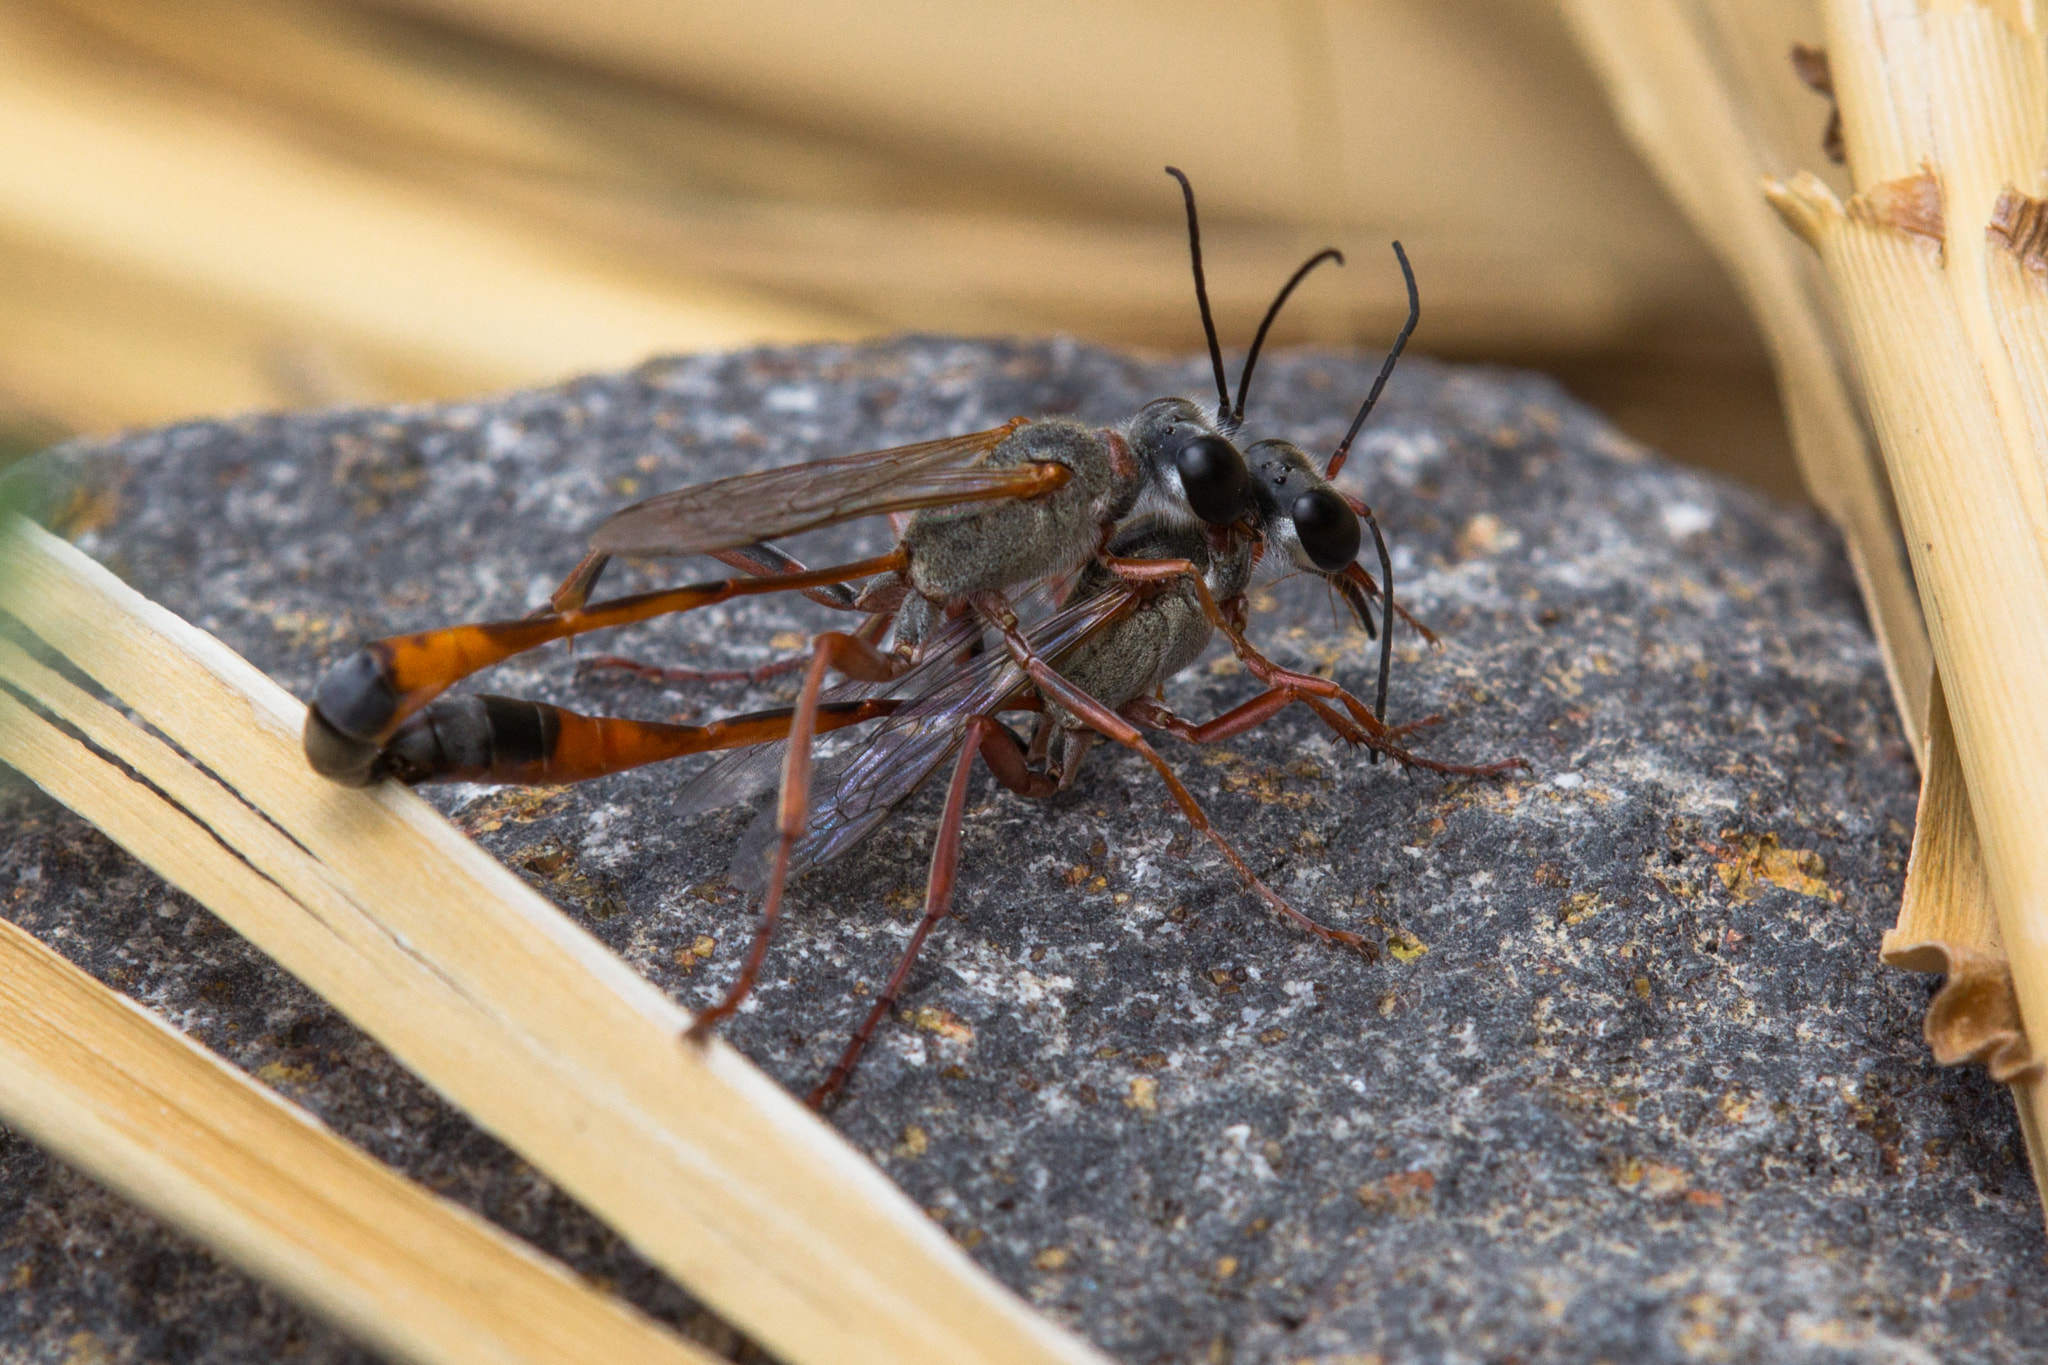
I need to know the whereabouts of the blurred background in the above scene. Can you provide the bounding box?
[0,0,1831,499]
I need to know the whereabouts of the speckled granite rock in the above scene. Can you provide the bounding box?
[2,337,2041,1365]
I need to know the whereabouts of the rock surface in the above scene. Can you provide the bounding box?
[2,337,2042,1364]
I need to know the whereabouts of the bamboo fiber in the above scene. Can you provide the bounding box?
[1760,0,2048,1216]
[0,804,717,1365]
[0,515,1107,1365]
[1558,0,1930,759]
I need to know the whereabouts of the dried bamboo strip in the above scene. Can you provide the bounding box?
[0,515,1105,1365]
[1888,675,2000,975]
[1883,674,2046,1196]
[1559,0,1932,759]
[1764,0,2048,1227]
[0,727,715,1365]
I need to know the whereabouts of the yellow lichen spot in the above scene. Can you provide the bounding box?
[1642,1161,1690,1197]
[1258,1027,1288,1046]
[673,934,717,971]
[1033,1247,1071,1271]
[1356,1170,1435,1215]
[457,786,573,835]
[894,1125,929,1158]
[612,476,640,497]
[1208,654,1242,677]
[1718,1091,1751,1123]
[63,1331,109,1365]
[1633,976,1652,1000]
[1387,931,1429,962]
[909,1005,974,1044]
[1715,833,1840,903]
[769,630,806,650]
[1126,1077,1158,1111]
[1560,892,1602,926]
[956,1227,985,1249]
[1064,864,1092,887]
[1613,1156,1646,1187]
[1377,992,1398,1018]
[255,1061,315,1086]
[1088,875,1108,892]
[1214,1256,1239,1280]
[1455,512,1504,559]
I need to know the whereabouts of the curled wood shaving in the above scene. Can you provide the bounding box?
[1899,942,2047,1085]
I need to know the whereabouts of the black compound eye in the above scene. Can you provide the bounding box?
[1175,435,1252,525]
[1292,488,1361,572]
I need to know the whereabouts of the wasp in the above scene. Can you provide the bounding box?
[299,169,1515,1097]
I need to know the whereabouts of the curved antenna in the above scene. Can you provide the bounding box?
[1325,240,1419,480]
[1231,247,1344,430]
[1164,166,1232,424]
[1364,510,1397,758]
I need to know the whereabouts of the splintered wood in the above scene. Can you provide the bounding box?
[1764,0,2048,1211]
[0,899,718,1365]
[0,515,1107,1365]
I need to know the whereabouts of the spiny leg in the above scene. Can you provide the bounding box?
[544,543,864,617]
[579,652,811,688]
[1121,693,1517,779]
[306,546,908,784]
[806,717,1030,1108]
[972,593,1371,954]
[1098,554,1520,774]
[685,629,907,1043]
[1100,554,1401,746]
[580,605,894,690]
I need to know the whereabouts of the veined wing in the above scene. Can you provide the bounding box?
[729,580,1143,889]
[671,607,986,820]
[593,423,1057,558]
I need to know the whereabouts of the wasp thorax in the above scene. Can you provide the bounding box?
[1245,439,1362,574]
[1126,398,1253,528]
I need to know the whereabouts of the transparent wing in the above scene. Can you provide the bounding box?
[729,581,1142,889]
[592,425,1049,557]
[671,607,985,820]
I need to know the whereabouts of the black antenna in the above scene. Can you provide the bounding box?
[1326,240,1419,479]
[1231,247,1344,430]
[1365,511,1397,759]
[1165,166,1232,424]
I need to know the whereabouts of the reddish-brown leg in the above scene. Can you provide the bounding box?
[581,652,812,687]
[685,628,908,1043]
[543,544,864,617]
[1097,555,1427,754]
[807,719,1002,1106]
[581,607,894,689]
[971,593,1372,954]
[1121,693,1515,778]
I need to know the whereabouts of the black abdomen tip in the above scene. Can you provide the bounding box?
[303,704,380,785]
[311,648,401,744]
